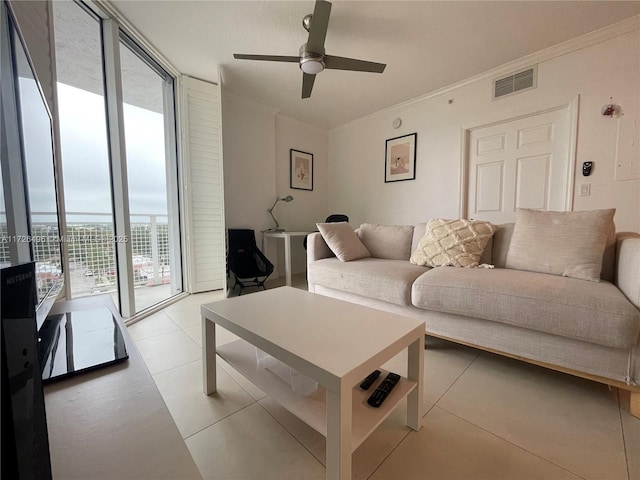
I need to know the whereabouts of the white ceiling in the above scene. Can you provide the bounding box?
[109,1,640,130]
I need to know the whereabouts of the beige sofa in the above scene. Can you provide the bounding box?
[307,221,640,418]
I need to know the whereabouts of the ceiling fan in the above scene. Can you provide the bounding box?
[233,0,386,99]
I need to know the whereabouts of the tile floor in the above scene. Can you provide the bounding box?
[128,274,640,480]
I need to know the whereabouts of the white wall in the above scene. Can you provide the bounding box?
[328,21,640,233]
[274,115,328,273]
[275,115,328,231]
[222,92,278,232]
[221,92,328,275]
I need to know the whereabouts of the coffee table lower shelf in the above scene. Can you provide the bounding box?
[217,339,417,452]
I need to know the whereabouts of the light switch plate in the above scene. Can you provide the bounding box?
[579,183,591,196]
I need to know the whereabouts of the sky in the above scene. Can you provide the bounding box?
[56,82,169,223]
[2,80,170,225]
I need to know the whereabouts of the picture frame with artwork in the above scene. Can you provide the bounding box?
[384,132,417,183]
[290,149,313,191]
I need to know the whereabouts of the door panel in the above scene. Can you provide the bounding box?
[516,154,549,209]
[467,108,571,224]
[476,161,504,213]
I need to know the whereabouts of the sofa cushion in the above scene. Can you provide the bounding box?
[412,267,640,349]
[357,223,414,260]
[491,223,514,268]
[505,208,615,282]
[410,218,497,268]
[317,222,370,262]
[308,257,429,306]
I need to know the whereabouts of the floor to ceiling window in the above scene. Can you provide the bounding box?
[119,38,182,313]
[53,1,117,303]
[52,1,183,317]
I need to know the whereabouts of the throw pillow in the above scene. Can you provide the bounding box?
[317,222,370,262]
[410,218,497,268]
[357,223,415,260]
[505,208,615,282]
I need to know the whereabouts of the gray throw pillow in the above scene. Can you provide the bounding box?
[316,222,370,262]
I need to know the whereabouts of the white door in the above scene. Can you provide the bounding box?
[466,107,573,224]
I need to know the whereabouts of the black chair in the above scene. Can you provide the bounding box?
[303,214,349,250]
[227,229,274,295]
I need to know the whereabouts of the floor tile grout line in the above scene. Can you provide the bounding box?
[437,405,587,480]
[182,401,259,442]
[254,398,327,471]
[365,429,413,480]
[429,347,482,409]
[150,355,267,406]
[149,355,269,444]
[127,313,181,342]
[365,401,441,480]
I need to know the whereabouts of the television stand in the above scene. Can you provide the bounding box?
[43,295,201,479]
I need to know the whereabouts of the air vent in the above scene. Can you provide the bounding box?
[493,66,537,100]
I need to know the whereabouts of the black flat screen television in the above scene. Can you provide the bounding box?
[1,262,52,480]
[1,0,64,326]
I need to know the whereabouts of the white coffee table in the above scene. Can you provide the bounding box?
[201,287,424,480]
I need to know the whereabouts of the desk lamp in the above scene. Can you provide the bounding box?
[267,195,293,231]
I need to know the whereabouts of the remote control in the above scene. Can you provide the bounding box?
[359,370,381,390]
[367,372,401,408]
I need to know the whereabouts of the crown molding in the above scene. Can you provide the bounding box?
[222,90,281,116]
[331,14,639,133]
[276,113,329,136]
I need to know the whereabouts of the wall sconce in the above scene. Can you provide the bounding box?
[267,195,293,231]
[601,97,621,118]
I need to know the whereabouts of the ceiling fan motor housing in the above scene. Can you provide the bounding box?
[299,44,325,74]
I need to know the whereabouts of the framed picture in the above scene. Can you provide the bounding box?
[290,149,313,191]
[384,132,417,183]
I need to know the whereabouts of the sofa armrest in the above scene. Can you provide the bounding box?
[616,233,640,309]
[307,232,334,264]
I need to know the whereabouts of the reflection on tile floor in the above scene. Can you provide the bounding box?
[129,274,640,480]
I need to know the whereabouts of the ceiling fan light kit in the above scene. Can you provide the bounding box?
[299,48,325,74]
[233,0,386,99]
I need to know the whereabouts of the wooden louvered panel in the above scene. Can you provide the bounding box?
[184,76,225,293]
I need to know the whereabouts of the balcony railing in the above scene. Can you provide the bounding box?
[0,212,171,298]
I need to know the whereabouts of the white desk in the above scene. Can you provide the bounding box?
[262,231,310,286]
[201,287,424,480]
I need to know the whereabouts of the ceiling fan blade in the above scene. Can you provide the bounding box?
[306,0,332,53]
[233,54,299,63]
[302,73,316,99]
[325,55,386,73]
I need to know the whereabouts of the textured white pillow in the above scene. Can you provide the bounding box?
[505,208,615,282]
[317,222,370,262]
[410,218,497,268]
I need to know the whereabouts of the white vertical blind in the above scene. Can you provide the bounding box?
[182,76,225,293]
